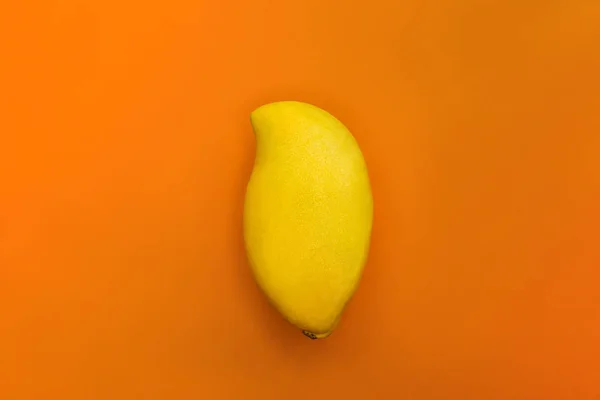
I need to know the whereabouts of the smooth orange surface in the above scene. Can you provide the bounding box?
[1,1,599,399]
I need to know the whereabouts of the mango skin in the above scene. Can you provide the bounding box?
[244,101,373,338]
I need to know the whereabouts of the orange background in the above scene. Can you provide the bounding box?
[1,0,600,399]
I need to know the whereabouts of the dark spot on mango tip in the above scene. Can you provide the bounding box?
[302,330,318,340]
